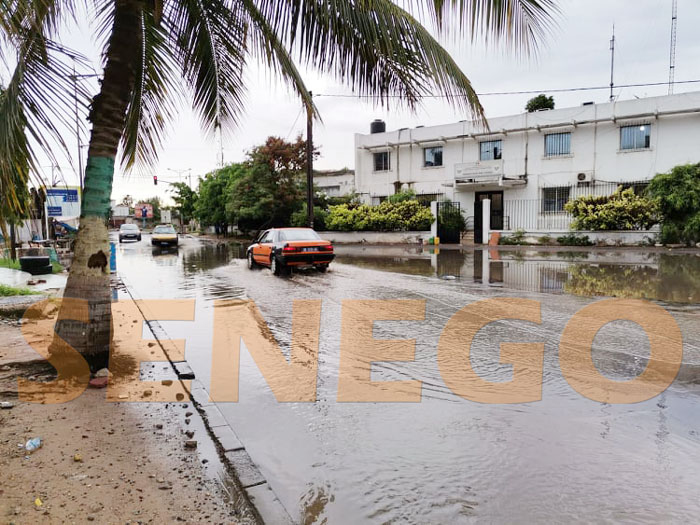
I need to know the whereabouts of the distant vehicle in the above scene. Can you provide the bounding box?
[119,223,141,243]
[247,228,334,275]
[151,224,179,246]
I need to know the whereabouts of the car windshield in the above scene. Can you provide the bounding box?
[120,224,138,231]
[278,229,321,241]
[153,225,176,234]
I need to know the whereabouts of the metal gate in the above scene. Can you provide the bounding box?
[437,201,462,244]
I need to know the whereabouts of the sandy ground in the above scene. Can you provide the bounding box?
[0,320,259,525]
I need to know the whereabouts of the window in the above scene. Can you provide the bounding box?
[544,132,571,157]
[423,146,443,167]
[279,229,320,241]
[373,151,390,171]
[542,187,571,213]
[480,140,502,161]
[620,124,651,150]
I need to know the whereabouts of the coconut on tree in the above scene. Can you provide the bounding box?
[0,0,557,368]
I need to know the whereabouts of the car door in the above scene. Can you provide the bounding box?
[258,230,276,263]
[253,230,272,264]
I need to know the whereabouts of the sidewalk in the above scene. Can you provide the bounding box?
[0,295,260,524]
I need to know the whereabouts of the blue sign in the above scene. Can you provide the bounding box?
[47,206,62,217]
[47,188,79,202]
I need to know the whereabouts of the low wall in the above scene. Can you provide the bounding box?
[499,229,659,246]
[316,231,429,244]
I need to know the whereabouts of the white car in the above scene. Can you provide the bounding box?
[119,223,142,242]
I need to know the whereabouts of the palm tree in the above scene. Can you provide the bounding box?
[1,0,557,366]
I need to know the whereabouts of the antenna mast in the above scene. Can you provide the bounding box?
[609,25,615,102]
[669,0,678,94]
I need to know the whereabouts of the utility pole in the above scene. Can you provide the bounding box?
[669,0,678,94]
[609,25,616,103]
[306,92,314,228]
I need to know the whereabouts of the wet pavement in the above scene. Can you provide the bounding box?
[114,234,700,523]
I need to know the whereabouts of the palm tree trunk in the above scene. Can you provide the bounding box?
[53,0,143,369]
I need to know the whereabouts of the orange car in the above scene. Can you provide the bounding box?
[247,228,335,275]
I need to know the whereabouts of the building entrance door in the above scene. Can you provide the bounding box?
[474,191,504,243]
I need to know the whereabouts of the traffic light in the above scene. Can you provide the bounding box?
[153,175,158,185]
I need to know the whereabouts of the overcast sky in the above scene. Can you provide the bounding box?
[11,0,700,204]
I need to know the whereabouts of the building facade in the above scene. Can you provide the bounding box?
[354,92,700,239]
[314,168,355,198]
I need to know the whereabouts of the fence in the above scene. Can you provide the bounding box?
[503,180,650,232]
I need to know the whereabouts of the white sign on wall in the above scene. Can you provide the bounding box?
[161,210,172,224]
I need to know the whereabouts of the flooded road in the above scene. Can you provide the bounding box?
[115,235,700,523]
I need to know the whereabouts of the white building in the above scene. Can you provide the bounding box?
[314,168,355,198]
[355,92,700,240]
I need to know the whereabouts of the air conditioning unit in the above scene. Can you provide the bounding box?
[577,172,595,183]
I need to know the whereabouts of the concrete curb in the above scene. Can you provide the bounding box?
[117,275,294,524]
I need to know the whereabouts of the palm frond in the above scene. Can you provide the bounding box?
[257,0,484,117]
[166,0,248,134]
[427,0,559,54]
[120,8,181,171]
[239,0,315,116]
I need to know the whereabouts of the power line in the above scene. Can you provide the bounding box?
[314,79,700,99]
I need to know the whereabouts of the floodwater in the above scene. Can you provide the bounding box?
[114,235,700,524]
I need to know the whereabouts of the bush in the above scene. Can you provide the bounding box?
[438,203,466,233]
[386,189,417,204]
[648,163,700,244]
[556,233,593,246]
[325,200,433,232]
[499,229,527,245]
[290,205,328,231]
[565,187,659,231]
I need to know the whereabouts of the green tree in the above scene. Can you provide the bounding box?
[195,164,244,233]
[0,0,557,361]
[227,136,311,231]
[648,163,700,244]
[169,182,198,227]
[525,94,555,112]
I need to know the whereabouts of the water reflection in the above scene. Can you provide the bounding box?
[335,246,700,304]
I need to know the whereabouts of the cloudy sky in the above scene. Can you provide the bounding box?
[11,0,700,204]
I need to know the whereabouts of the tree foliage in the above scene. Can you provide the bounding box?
[227,136,311,231]
[565,187,658,231]
[525,94,555,112]
[169,182,198,224]
[648,163,700,244]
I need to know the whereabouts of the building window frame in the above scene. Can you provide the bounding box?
[544,132,572,157]
[619,124,651,151]
[541,186,571,213]
[373,151,390,172]
[479,140,502,161]
[423,146,443,168]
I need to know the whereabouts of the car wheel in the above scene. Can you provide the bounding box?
[247,252,257,269]
[271,255,286,276]
[317,264,328,273]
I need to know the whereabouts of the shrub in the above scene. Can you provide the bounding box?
[325,200,433,232]
[537,235,552,245]
[565,187,659,231]
[290,205,328,231]
[556,233,593,246]
[648,163,700,244]
[438,203,467,233]
[499,229,527,245]
[387,189,417,204]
